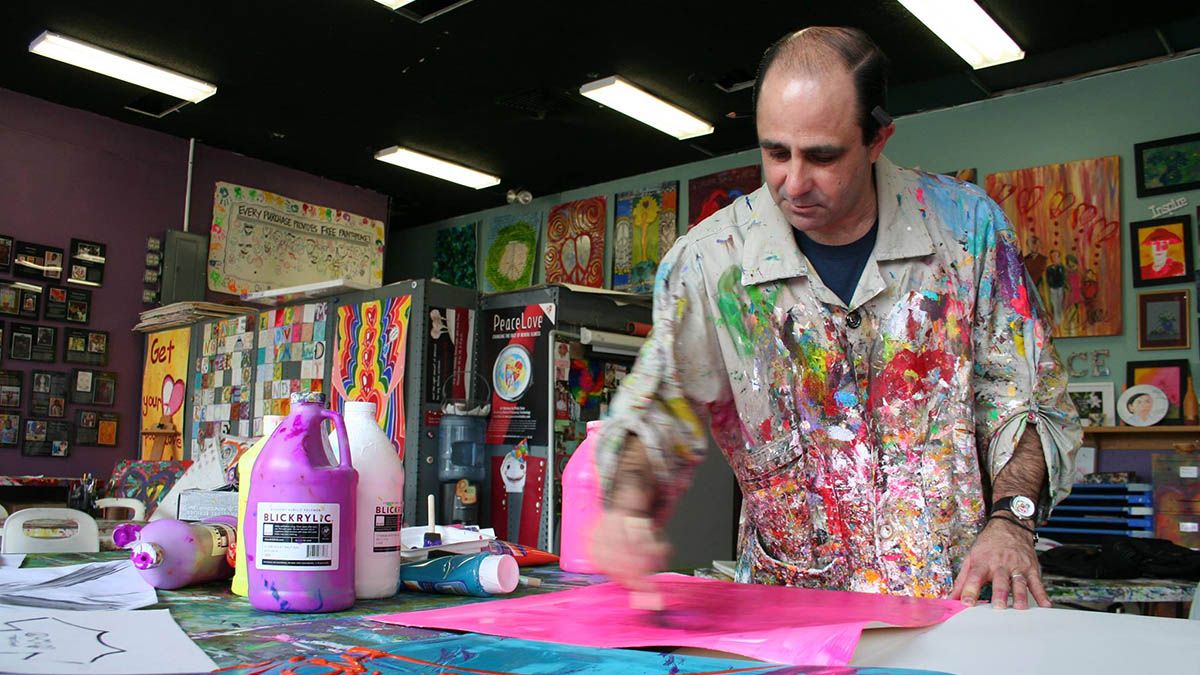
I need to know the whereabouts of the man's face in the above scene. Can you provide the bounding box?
[1151,242,1169,268]
[757,66,888,240]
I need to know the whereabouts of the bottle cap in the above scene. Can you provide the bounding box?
[478,554,519,594]
[291,391,326,405]
[130,542,165,570]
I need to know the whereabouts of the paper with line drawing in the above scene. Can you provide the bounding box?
[0,561,156,611]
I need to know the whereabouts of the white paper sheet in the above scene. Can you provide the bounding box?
[0,608,216,674]
[0,561,156,611]
[0,555,26,568]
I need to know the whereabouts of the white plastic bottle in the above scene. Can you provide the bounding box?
[330,401,404,599]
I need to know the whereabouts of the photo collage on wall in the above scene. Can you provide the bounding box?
[253,302,328,435]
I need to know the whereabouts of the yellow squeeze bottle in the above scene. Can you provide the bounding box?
[231,415,285,596]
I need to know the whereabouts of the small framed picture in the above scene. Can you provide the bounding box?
[93,372,116,406]
[1138,289,1190,350]
[0,412,19,447]
[0,235,12,273]
[64,328,107,366]
[0,370,23,409]
[0,287,17,316]
[1118,384,1170,427]
[96,413,118,447]
[1134,131,1200,198]
[1068,383,1115,427]
[1126,359,1191,425]
[19,287,41,320]
[1131,215,1194,287]
[68,239,106,287]
[9,325,33,361]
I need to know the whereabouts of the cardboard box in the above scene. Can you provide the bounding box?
[176,489,238,522]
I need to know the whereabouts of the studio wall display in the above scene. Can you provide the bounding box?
[71,369,117,406]
[10,323,56,362]
[63,328,108,366]
[140,327,189,460]
[67,238,106,286]
[544,197,607,288]
[75,410,119,447]
[1130,215,1194,288]
[432,222,477,289]
[23,418,70,457]
[190,315,255,457]
[253,302,327,434]
[687,165,762,230]
[12,241,64,281]
[1134,131,1200,197]
[0,412,18,447]
[331,295,411,455]
[482,213,541,293]
[29,369,68,418]
[0,235,12,273]
[986,156,1122,338]
[0,283,43,320]
[0,370,22,409]
[43,286,91,323]
[1126,359,1190,425]
[207,181,386,296]
[612,182,679,294]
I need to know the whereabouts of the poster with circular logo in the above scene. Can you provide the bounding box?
[493,344,532,402]
[1117,384,1169,427]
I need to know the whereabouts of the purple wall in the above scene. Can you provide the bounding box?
[0,88,387,481]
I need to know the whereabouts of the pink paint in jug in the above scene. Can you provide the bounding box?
[559,420,603,573]
[245,392,358,613]
[112,516,236,590]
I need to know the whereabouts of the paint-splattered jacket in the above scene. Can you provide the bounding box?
[597,157,1082,597]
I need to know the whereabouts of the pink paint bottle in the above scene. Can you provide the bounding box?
[245,392,358,613]
[112,516,236,590]
[559,420,603,573]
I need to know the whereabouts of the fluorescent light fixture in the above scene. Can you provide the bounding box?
[374,0,417,8]
[580,327,645,358]
[579,76,713,140]
[29,31,217,103]
[898,0,1024,69]
[374,146,500,189]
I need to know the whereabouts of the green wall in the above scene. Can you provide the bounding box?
[389,53,1200,393]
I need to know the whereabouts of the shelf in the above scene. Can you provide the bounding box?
[1081,425,1200,451]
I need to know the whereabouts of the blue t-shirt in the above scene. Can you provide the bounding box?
[793,220,879,306]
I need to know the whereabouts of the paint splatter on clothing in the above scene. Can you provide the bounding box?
[597,156,1081,597]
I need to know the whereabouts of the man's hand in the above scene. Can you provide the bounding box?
[587,435,670,603]
[951,517,1049,609]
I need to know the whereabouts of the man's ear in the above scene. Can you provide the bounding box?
[869,123,895,162]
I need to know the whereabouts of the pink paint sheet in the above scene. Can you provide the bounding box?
[370,574,964,666]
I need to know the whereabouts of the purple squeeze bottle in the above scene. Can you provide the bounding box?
[112,516,237,590]
[245,392,358,613]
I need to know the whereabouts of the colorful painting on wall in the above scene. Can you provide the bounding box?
[1126,358,1190,425]
[1134,131,1200,197]
[207,181,386,296]
[482,213,541,292]
[1130,215,1194,288]
[332,296,411,456]
[544,197,607,288]
[612,182,678,293]
[141,328,190,460]
[190,315,255,458]
[985,156,1122,338]
[432,222,477,289]
[253,302,328,434]
[687,165,762,230]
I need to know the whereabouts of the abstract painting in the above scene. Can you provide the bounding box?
[332,295,411,456]
[482,213,541,292]
[687,165,762,230]
[432,222,477,289]
[544,197,606,288]
[985,156,1121,338]
[612,182,678,293]
[1134,131,1200,197]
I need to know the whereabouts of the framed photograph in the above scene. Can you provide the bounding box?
[92,371,117,406]
[17,286,41,320]
[32,325,57,362]
[1068,383,1116,427]
[75,409,98,445]
[0,287,17,316]
[0,412,19,447]
[23,419,70,457]
[9,324,35,361]
[1130,215,1194,287]
[1138,289,1190,350]
[29,370,68,418]
[67,238,106,287]
[0,234,12,273]
[96,413,118,447]
[1126,359,1191,425]
[1134,131,1200,198]
[0,370,23,409]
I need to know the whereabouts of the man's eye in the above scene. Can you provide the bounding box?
[809,154,837,164]
[769,151,789,161]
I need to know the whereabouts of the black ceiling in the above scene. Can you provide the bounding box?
[3,1,1199,230]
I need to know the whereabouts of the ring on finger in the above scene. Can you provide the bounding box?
[1011,573,1027,583]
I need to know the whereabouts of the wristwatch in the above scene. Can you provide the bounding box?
[993,495,1037,521]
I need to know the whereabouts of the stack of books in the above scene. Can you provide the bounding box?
[133,301,256,332]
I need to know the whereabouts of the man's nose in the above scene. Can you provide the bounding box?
[782,158,813,198]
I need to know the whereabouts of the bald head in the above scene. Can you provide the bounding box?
[754,27,890,145]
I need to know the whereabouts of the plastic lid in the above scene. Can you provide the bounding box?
[291,391,326,405]
[344,401,378,416]
[478,554,519,594]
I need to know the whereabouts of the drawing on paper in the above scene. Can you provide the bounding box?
[482,214,541,292]
[332,296,411,455]
[0,616,123,664]
[544,197,606,288]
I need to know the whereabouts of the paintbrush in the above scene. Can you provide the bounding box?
[423,494,442,547]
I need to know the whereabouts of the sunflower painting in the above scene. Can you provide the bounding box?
[612,182,678,293]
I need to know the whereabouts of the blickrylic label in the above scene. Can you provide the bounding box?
[373,502,401,553]
[256,502,340,571]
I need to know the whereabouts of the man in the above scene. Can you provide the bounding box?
[591,27,1081,610]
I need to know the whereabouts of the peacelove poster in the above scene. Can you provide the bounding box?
[425,307,475,405]
[484,303,554,444]
[140,327,190,460]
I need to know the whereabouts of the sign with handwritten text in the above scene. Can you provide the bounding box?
[140,327,190,460]
[207,182,385,296]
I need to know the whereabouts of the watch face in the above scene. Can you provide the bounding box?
[1012,496,1036,519]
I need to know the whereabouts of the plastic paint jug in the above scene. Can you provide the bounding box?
[329,401,404,599]
[113,516,237,590]
[559,420,603,573]
[245,393,358,613]
[230,414,284,597]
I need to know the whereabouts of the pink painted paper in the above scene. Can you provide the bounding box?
[370,574,964,666]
